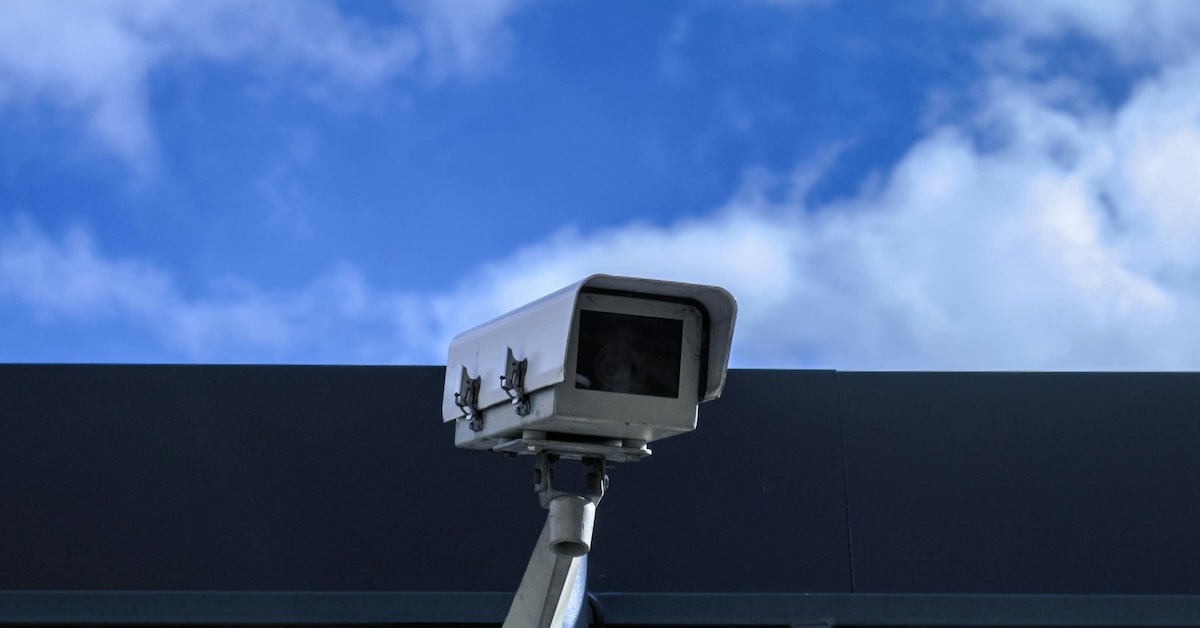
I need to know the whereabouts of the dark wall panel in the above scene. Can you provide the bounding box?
[588,369,852,592]
[7,366,1200,598]
[0,366,851,594]
[840,372,1200,594]
[0,365,543,591]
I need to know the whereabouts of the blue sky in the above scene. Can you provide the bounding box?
[3,0,1200,369]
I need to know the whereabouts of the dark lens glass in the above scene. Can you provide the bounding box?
[575,310,682,398]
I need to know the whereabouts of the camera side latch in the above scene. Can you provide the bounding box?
[454,366,484,432]
[500,347,531,416]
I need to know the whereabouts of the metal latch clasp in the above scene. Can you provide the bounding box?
[454,366,483,432]
[500,347,531,416]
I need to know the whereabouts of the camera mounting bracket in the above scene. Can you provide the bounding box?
[492,430,651,463]
[533,452,608,509]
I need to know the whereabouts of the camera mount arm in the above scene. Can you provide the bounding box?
[503,453,608,628]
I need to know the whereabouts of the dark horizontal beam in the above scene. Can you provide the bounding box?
[5,591,1200,626]
[0,591,511,625]
[594,593,1200,626]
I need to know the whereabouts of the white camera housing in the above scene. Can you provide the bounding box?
[442,275,736,460]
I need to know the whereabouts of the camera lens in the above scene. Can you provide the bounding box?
[594,343,640,393]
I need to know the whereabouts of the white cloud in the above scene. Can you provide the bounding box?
[402,0,528,79]
[980,0,1200,64]
[0,216,173,318]
[7,1,1200,369]
[418,60,1200,370]
[0,0,525,167]
[8,57,1200,369]
[0,216,431,363]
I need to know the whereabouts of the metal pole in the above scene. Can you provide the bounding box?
[502,514,588,628]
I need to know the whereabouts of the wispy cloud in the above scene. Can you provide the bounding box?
[9,36,1200,369]
[404,0,528,79]
[7,54,1200,368]
[420,58,1200,370]
[6,2,1200,369]
[0,215,431,363]
[980,0,1200,66]
[0,0,527,168]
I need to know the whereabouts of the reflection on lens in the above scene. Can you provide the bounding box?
[594,343,639,392]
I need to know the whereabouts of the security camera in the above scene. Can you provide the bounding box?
[443,275,736,623]
[441,274,736,461]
